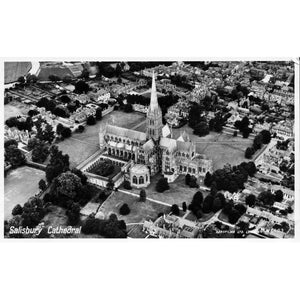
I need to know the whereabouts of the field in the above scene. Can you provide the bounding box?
[97,191,171,224]
[4,166,45,220]
[172,125,253,170]
[4,102,30,121]
[4,62,32,84]
[57,110,146,167]
[127,174,208,207]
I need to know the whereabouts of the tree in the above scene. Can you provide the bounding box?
[260,130,271,144]
[87,115,96,125]
[245,147,254,159]
[188,176,199,188]
[36,123,55,144]
[119,203,130,215]
[96,108,102,120]
[123,180,132,190]
[45,145,70,183]
[228,208,241,224]
[212,192,225,212]
[202,194,214,213]
[258,190,275,206]
[189,191,204,216]
[228,180,239,193]
[75,80,89,94]
[192,191,204,207]
[124,103,133,113]
[156,178,169,193]
[56,123,64,136]
[245,194,256,207]
[53,106,69,118]
[54,171,83,200]
[71,168,88,185]
[274,190,284,202]
[61,127,72,138]
[204,172,213,187]
[139,189,146,202]
[235,203,247,215]
[31,140,49,163]
[171,204,180,216]
[12,204,23,216]
[38,179,47,191]
[18,76,25,84]
[59,95,71,104]
[4,139,18,149]
[253,134,263,150]
[182,202,187,212]
[185,173,191,185]
[188,104,202,128]
[28,109,39,117]
[5,117,19,128]
[5,145,26,167]
[242,129,250,139]
[66,202,81,225]
[193,121,209,137]
[26,74,38,84]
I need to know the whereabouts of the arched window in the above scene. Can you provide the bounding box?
[139,176,144,184]
[133,176,137,184]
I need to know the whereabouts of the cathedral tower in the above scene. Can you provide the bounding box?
[146,72,163,141]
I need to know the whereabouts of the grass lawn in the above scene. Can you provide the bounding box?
[184,211,215,222]
[56,138,99,168]
[172,125,253,170]
[98,191,170,224]
[4,62,32,84]
[128,174,205,207]
[4,102,30,120]
[42,205,68,228]
[56,110,146,168]
[4,166,45,220]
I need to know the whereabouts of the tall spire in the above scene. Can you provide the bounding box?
[150,71,158,111]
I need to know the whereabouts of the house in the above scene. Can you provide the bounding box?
[143,214,201,238]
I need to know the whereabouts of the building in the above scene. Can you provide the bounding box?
[143,214,201,238]
[98,72,213,185]
[130,164,150,188]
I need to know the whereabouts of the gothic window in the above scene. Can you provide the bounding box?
[192,168,195,174]
[203,168,206,173]
[192,152,194,157]
[139,176,144,184]
[146,174,148,182]
[184,166,187,172]
[179,165,182,171]
[133,176,137,184]
[188,167,191,173]
[166,156,170,161]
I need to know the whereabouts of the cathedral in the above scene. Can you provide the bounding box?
[99,72,212,187]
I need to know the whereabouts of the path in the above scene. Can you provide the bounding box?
[118,189,183,210]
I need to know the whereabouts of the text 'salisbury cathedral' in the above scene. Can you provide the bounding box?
[93,72,212,188]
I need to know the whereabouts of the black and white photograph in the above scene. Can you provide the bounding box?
[3,60,296,239]
[1,1,300,300]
